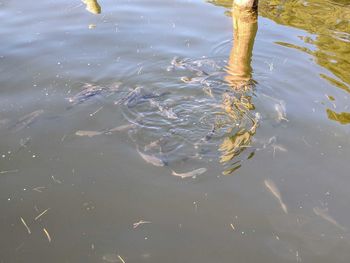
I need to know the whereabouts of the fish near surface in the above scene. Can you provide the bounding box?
[137,148,166,167]
[67,82,121,107]
[171,168,207,179]
[313,206,347,231]
[264,179,288,214]
[10,109,44,132]
[67,84,105,106]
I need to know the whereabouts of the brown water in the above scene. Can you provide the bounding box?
[1,0,350,262]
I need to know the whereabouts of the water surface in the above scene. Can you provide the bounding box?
[1,0,350,262]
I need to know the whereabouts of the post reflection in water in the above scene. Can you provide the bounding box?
[82,0,101,14]
[219,1,259,175]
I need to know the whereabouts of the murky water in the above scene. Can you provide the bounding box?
[1,0,350,262]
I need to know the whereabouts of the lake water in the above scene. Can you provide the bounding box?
[1,0,350,262]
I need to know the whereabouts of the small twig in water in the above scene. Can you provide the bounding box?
[51,175,62,184]
[33,186,46,193]
[61,134,67,142]
[20,217,31,234]
[43,228,51,243]
[133,220,151,229]
[35,208,50,221]
[0,169,19,174]
[118,255,126,263]
[90,106,103,117]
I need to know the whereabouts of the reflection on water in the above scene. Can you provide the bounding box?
[326,109,350,125]
[219,2,259,175]
[209,0,350,125]
[108,2,262,176]
[82,0,101,14]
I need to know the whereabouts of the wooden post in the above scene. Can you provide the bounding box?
[225,0,258,89]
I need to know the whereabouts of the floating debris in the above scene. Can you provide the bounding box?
[51,175,62,184]
[313,206,346,231]
[137,148,166,167]
[90,106,103,116]
[230,223,235,231]
[102,254,118,263]
[0,118,10,129]
[118,255,126,263]
[88,23,96,29]
[264,179,288,214]
[43,228,52,243]
[102,253,126,263]
[272,144,287,158]
[10,109,44,132]
[35,208,50,221]
[0,169,19,175]
[133,220,151,229]
[33,186,46,193]
[171,168,207,178]
[20,217,31,234]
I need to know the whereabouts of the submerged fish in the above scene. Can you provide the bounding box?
[313,207,346,231]
[10,109,44,132]
[171,168,207,179]
[0,118,10,129]
[264,179,288,214]
[169,57,213,77]
[149,99,178,119]
[75,130,104,137]
[203,86,214,98]
[181,76,207,84]
[272,144,288,158]
[102,254,119,263]
[115,87,169,107]
[76,123,136,137]
[144,137,168,152]
[115,86,142,106]
[194,124,216,147]
[204,124,216,141]
[137,148,166,167]
[108,123,137,132]
[274,101,288,122]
